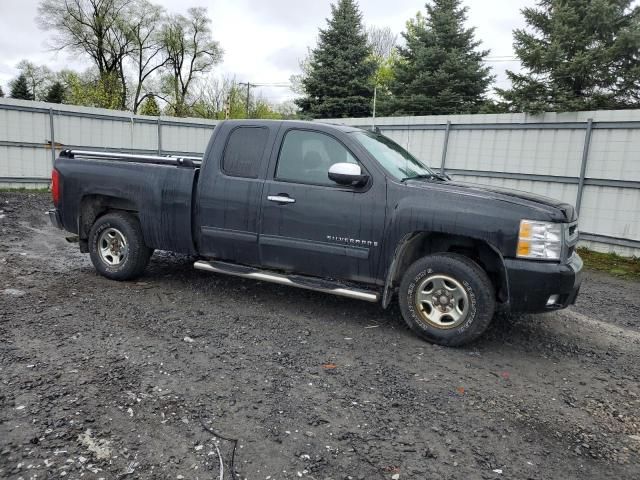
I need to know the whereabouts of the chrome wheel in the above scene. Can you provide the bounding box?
[414,274,469,329]
[98,227,128,266]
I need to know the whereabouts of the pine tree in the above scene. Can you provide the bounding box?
[296,0,376,118]
[44,81,65,103]
[10,74,35,100]
[139,96,161,116]
[498,0,640,112]
[0,85,4,97]
[388,0,493,116]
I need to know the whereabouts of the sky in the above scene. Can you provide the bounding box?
[0,0,531,103]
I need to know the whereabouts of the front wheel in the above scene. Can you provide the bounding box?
[88,212,153,281]
[398,253,495,347]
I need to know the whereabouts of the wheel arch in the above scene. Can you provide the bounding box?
[382,231,509,308]
[78,194,139,252]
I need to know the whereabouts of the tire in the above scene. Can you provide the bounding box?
[88,211,153,281]
[398,253,495,347]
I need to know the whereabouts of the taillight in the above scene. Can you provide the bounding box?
[51,169,60,206]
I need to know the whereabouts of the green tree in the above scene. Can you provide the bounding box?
[389,1,493,115]
[252,96,284,119]
[498,0,640,112]
[226,83,248,119]
[0,86,4,97]
[58,69,122,109]
[296,0,376,118]
[44,81,65,103]
[10,74,35,100]
[139,95,161,115]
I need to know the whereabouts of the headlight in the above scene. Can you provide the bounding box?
[517,220,562,260]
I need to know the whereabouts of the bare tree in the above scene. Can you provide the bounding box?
[366,25,397,60]
[289,46,313,95]
[273,100,299,118]
[190,75,232,118]
[38,0,136,109]
[160,7,223,116]
[127,0,168,113]
[16,60,53,100]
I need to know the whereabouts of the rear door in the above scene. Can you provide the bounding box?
[259,127,387,285]
[196,122,278,266]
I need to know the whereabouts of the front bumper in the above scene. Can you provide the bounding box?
[504,253,583,313]
[47,209,63,230]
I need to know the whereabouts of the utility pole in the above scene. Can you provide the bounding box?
[238,82,254,118]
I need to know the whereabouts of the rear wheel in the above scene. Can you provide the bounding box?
[88,212,152,280]
[399,253,495,346]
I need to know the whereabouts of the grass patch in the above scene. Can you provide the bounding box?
[578,247,640,280]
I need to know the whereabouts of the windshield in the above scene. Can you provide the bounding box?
[351,131,435,180]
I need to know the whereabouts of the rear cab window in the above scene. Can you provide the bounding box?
[222,127,269,178]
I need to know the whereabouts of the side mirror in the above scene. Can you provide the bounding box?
[328,163,368,186]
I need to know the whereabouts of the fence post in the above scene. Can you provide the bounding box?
[130,115,135,153]
[157,117,162,155]
[440,121,451,174]
[575,118,594,214]
[48,108,56,167]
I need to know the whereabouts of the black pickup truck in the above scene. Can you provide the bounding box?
[48,120,582,346]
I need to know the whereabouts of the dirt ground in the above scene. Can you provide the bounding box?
[1,191,639,480]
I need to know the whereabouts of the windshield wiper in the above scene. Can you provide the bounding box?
[401,173,447,183]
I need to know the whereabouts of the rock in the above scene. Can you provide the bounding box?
[2,289,26,297]
[77,430,112,460]
[424,447,438,459]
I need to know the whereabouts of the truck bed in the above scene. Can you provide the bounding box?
[55,150,199,255]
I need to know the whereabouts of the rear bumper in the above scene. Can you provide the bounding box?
[47,209,63,230]
[505,253,583,313]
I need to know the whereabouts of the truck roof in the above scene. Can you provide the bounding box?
[220,119,364,133]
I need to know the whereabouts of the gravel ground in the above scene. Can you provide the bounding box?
[1,191,639,480]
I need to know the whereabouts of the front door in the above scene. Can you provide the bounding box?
[259,128,386,285]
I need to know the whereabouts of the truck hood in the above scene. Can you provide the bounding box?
[406,179,577,222]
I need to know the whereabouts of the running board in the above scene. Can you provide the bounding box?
[194,260,380,303]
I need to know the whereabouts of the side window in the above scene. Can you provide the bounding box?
[222,127,269,178]
[276,130,358,186]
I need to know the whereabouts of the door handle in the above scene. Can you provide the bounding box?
[267,195,296,204]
